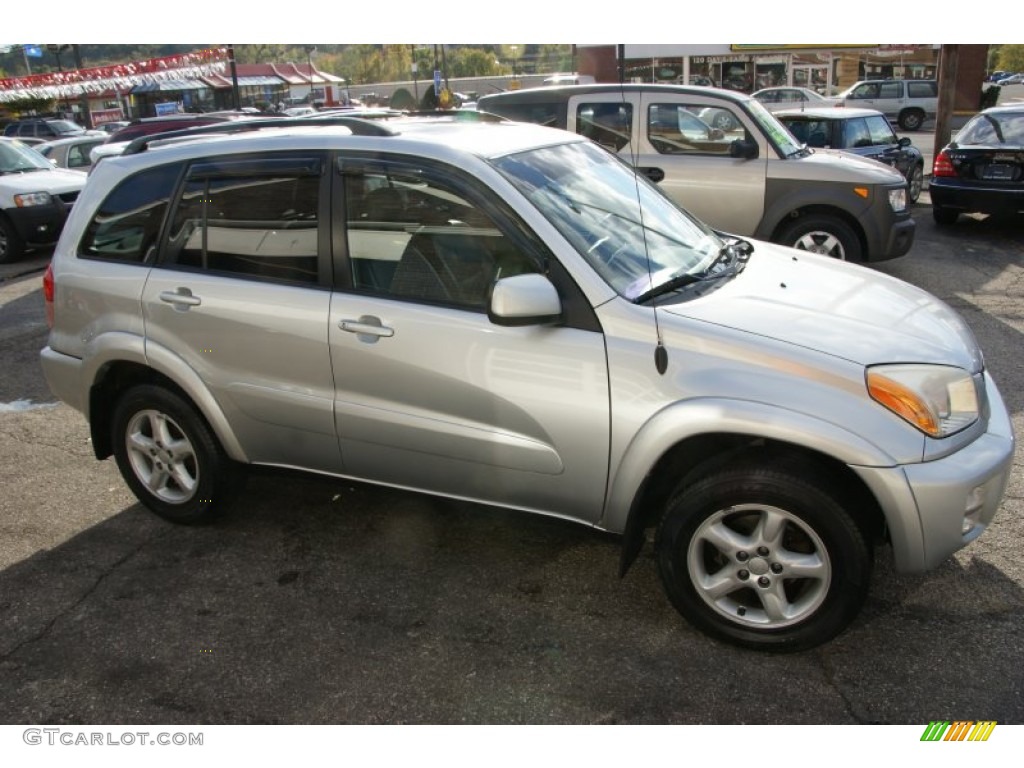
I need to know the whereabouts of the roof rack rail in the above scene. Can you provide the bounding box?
[405,109,509,122]
[121,116,400,156]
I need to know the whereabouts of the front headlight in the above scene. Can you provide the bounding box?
[14,192,53,208]
[887,188,907,212]
[867,364,979,437]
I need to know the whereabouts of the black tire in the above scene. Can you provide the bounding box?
[777,214,863,261]
[906,163,924,204]
[932,205,959,225]
[655,465,872,652]
[111,385,244,524]
[898,109,925,131]
[0,216,25,264]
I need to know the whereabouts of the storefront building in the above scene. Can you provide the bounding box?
[576,44,942,95]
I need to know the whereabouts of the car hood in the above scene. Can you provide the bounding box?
[2,167,86,194]
[660,241,983,372]
[792,148,907,183]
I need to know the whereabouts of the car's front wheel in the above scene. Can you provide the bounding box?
[0,216,25,264]
[777,215,862,261]
[112,385,244,524]
[655,464,872,652]
[907,163,924,203]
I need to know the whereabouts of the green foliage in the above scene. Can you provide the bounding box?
[995,44,1024,72]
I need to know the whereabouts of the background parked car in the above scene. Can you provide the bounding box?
[94,120,130,135]
[996,72,1024,85]
[34,134,109,171]
[3,118,91,146]
[90,113,246,166]
[0,136,86,262]
[832,79,938,131]
[751,86,837,112]
[929,103,1024,225]
[776,106,925,202]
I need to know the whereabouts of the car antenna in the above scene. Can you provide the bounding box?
[617,44,668,375]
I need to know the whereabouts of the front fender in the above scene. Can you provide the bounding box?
[603,396,900,536]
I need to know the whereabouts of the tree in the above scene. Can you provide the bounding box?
[996,44,1024,72]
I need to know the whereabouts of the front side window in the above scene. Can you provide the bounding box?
[494,141,724,301]
[576,102,633,151]
[163,155,322,285]
[865,115,897,145]
[342,160,540,309]
[79,163,182,263]
[843,118,873,148]
[647,104,736,156]
[850,83,879,100]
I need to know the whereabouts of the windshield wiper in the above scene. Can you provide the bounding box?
[632,237,751,304]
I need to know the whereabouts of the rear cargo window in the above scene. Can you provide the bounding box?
[79,163,182,264]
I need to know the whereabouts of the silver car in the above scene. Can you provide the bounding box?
[40,115,1015,652]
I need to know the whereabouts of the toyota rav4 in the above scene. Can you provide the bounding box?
[40,114,1014,652]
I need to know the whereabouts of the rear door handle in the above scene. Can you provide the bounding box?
[159,288,201,308]
[637,166,665,183]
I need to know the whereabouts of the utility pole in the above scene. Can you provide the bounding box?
[934,45,959,159]
[228,45,240,110]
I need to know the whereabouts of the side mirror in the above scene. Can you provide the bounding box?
[489,273,562,326]
[898,136,912,148]
[729,139,759,159]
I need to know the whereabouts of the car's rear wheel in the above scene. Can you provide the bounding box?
[0,216,25,264]
[898,109,925,131]
[777,215,862,261]
[932,205,960,225]
[112,385,243,524]
[907,163,924,203]
[655,464,872,652]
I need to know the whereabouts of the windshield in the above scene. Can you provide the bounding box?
[745,99,804,157]
[491,141,724,300]
[0,139,56,173]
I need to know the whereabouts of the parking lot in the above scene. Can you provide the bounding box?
[0,164,1022,729]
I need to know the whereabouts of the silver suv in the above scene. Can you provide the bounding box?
[40,115,1015,652]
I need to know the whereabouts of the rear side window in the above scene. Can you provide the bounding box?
[907,81,937,98]
[79,163,183,263]
[162,155,323,286]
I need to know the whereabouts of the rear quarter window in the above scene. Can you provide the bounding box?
[79,163,183,264]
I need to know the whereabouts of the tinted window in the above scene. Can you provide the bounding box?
[163,155,322,285]
[79,163,183,263]
[907,81,937,98]
[865,115,897,145]
[878,83,902,99]
[342,160,539,309]
[577,103,633,151]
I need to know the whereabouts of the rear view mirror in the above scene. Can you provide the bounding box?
[489,273,562,326]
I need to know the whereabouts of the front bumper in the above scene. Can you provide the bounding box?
[6,200,72,247]
[852,373,1015,573]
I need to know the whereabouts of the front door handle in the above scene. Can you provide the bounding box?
[637,166,665,183]
[159,288,201,309]
[339,316,394,343]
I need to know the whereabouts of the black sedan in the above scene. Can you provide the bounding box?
[776,107,925,202]
[928,104,1024,225]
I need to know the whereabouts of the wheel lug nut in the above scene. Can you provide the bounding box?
[736,551,749,562]
[738,569,749,580]
[757,546,769,556]
[771,563,783,574]
[758,576,770,588]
